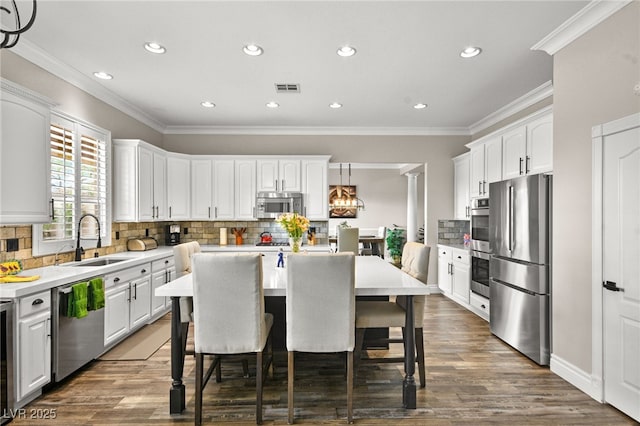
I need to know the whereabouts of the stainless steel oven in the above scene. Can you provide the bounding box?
[470,197,490,253]
[470,250,491,299]
[1,300,14,425]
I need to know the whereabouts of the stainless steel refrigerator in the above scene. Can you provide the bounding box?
[489,173,551,365]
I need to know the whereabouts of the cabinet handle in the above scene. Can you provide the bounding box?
[32,298,44,306]
[208,207,211,218]
[214,207,218,218]
[275,180,278,192]
[50,198,55,220]
[165,259,169,264]
[481,304,486,309]
[525,156,530,174]
[483,180,487,195]
[47,318,51,338]
[519,157,523,175]
[281,179,285,190]
[114,277,120,283]
[478,181,482,194]
[127,287,131,302]
[141,268,147,274]
[134,283,137,300]
[169,206,172,218]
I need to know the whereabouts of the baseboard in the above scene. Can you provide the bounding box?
[426,284,441,294]
[550,353,603,402]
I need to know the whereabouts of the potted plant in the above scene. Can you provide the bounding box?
[386,226,405,265]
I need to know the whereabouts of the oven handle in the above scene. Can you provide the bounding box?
[471,250,491,260]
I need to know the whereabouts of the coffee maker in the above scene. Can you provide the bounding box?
[165,224,180,246]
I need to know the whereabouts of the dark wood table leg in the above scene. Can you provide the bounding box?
[169,296,186,414]
[403,295,417,409]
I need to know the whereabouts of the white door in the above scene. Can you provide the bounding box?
[191,159,213,220]
[501,125,526,180]
[302,159,328,220]
[469,145,485,198]
[153,152,167,220]
[453,154,470,220]
[166,155,191,220]
[213,160,235,219]
[235,159,256,220]
[603,123,640,421]
[279,159,301,192]
[138,147,155,221]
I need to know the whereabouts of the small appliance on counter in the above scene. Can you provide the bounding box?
[127,237,158,251]
[165,224,180,246]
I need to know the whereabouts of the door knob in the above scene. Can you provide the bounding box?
[603,281,623,292]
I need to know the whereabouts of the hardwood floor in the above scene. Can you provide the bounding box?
[13,294,636,425]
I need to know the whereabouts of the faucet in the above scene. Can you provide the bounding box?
[54,244,74,266]
[75,213,102,261]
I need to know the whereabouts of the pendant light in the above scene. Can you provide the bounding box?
[329,163,365,210]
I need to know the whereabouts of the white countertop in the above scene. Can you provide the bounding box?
[437,243,471,252]
[156,255,429,298]
[0,244,332,299]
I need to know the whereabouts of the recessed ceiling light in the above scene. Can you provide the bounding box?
[243,44,263,56]
[329,102,343,109]
[460,46,482,58]
[337,45,356,57]
[93,71,113,80]
[201,101,215,108]
[413,103,427,109]
[144,42,166,54]
[266,101,279,108]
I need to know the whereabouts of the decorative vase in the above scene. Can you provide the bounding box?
[289,237,301,253]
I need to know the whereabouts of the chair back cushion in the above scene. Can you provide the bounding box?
[337,227,359,254]
[192,253,269,354]
[286,253,356,352]
[397,242,431,325]
[173,241,201,278]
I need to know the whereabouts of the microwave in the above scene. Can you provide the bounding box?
[256,192,304,219]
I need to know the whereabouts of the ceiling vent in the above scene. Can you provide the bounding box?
[275,83,300,93]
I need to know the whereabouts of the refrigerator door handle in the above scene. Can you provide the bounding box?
[508,185,514,252]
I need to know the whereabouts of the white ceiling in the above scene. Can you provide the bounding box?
[7,0,588,135]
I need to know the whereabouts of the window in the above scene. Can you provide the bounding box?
[32,112,111,256]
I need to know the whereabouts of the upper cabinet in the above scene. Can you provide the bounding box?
[235,159,257,220]
[453,153,470,220]
[167,153,191,221]
[503,113,553,179]
[256,159,301,192]
[113,139,167,222]
[469,136,502,198]
[0,80,54,224]
[302,158,330,220]
[466,107,553,200]
[212,159,235,220]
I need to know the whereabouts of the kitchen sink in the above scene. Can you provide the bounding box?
[65,258,128,267]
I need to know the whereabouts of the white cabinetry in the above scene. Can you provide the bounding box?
[151,256,175,318]
[190,158,214,220]
[213,159,235,220]
[16,291,51,401]
[502,113,553,179]
[469,136,501,198]
[453,153,470,219]
[0,80,53,224]
[113,139,166,222]
[302,158,329,220]
[104,263,151,347]
[235,159,257,220]
[167,154,191,220]
[437,245,470,304]
[257,159,301,192]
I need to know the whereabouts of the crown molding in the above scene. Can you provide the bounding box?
[328,162,413,170]
[162,125,470,136]
[1,77,57,107]
[468,80,553,136]
[531,0,632,55]
[12,39,167,133]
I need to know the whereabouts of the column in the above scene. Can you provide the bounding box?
[405,172,419,242]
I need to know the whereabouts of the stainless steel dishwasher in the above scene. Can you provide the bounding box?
[52,278,105,382]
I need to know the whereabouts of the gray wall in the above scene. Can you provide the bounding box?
[552,2,640,372]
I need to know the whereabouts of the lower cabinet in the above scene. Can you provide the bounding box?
[104,263,152,347]
[16,291,51,402]
[437,245,480,318]
[151,256,175,318]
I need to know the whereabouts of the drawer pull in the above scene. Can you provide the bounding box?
[114,277,120,283]
[141,269,147,274]
[32,298,44,306]
[481,304,486,309]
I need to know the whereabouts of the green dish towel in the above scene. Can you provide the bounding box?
[67,282,88,319]
[87,277,105,311]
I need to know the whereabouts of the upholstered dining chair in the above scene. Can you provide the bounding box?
[286,253,356,424]
[173,241,201,323]
[337,226,359,255]
[191,253,274,425]
[354,242,430,388]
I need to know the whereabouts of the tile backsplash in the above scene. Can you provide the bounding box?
[437,219,470,245]
[0,220,328,269]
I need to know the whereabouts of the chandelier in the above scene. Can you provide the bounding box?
[1,0,37,49]
[329,163,365,211]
